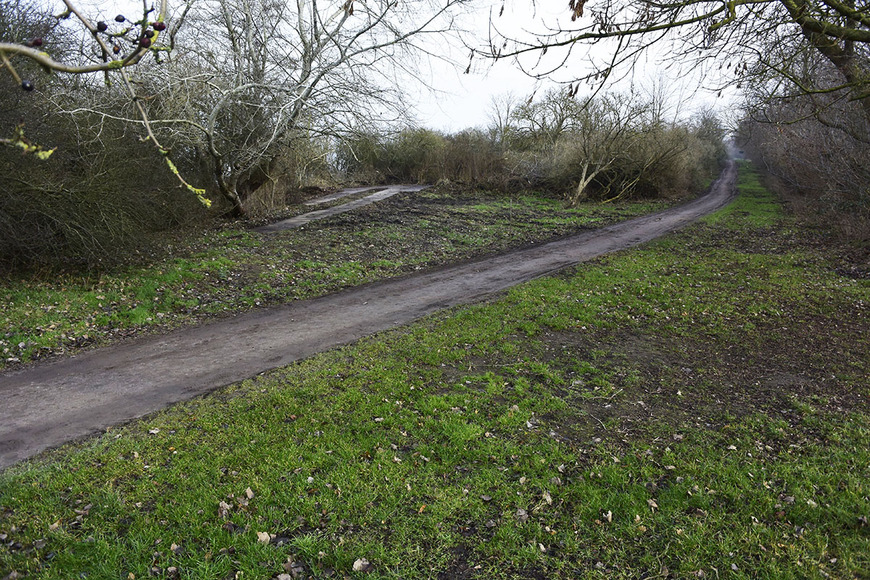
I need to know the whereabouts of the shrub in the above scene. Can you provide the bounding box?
[0,90,207,272]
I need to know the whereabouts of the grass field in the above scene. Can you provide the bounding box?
[1,164,868,578]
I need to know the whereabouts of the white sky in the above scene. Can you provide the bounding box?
[407,0,741,133]
[408,57,540,132]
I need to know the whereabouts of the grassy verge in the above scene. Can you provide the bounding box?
[1,164,868,578]
[0,189,671,370]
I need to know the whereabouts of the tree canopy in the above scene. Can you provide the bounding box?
[487,0,870,123]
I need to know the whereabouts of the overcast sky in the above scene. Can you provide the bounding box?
[406,0,739,133]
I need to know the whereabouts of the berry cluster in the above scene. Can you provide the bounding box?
[17,15,167,91]
[93,14,167,54]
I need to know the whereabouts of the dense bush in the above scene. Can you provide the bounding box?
[339,91,726,202]
[0,106,208,272]
[738,97,870,242]
[337,129,448,184]
[0,0,215,272]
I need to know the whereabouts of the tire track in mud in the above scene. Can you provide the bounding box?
[0,162,737,469]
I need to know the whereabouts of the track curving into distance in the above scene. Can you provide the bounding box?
[0,162,737,469]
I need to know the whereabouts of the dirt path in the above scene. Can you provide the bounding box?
[256,185,430,232]
[0,163,737,470]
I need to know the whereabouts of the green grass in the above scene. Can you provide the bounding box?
[1,163,868,578]
[703,162,782,228]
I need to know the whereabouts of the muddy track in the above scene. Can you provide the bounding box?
[0,162,737,470]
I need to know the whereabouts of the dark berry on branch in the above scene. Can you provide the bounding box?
[115,14,125,22]
[152,21,167,31]
[29,37,43,47]
[21,80,34,91]
[139,37,152,48]
[113,43,121,54]
[144,29,154,37]
[97,21,108,32]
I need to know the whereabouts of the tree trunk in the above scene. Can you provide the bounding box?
[213,162,245,218]
[567,162,593,207]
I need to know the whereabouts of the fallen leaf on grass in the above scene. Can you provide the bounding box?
[543,491,552,505]
[218,501,232,519]
[647,499,658,511]
[256,531,273,543]
[352,558,373,572]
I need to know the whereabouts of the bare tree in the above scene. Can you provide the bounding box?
[118,0,469,216]
[487,91,519,146]
[551,92,650,205]
[485,0,870,125]
[511,87,585,149]
[3,0,467,212]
